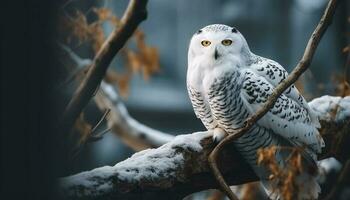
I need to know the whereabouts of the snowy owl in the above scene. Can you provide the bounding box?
[187,24,325,199]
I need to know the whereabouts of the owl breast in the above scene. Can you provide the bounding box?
[188,70,284,170]
[207,71,247,132]
[188,69,247,132]
[187,60,240,130]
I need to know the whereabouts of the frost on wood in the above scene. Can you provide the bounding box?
[59,96,350,200]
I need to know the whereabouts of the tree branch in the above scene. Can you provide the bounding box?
[58,96,350,200]
[58,44,174,151]
[208,0,340,199]
[94,84,174,150]
[60,0,148,135]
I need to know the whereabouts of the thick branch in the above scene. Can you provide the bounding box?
[60,0,148,135]
[58,96,350,200]
[208,1,339,199]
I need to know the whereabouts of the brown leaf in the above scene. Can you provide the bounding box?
[61,6,160,97]
[257,146,304,200]
[93,7,112,21]
[89,22,105,52]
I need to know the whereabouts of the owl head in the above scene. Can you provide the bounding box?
[188,24,251,66]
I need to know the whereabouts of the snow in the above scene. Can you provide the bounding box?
[115,147,184,183]
[60,131,211,194]
[309,95,350,122]
[126,116,175,146]
[100,78,175,146]
[114,131,210,183]
[318,157,342,183]
[169,131,211,152]
[318,158,342,172]
[60,166,115,197]
[101,81,118,102]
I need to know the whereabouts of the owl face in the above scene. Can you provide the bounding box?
[188,24,248,66]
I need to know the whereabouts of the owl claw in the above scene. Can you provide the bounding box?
[212,136,220,144]
[212,128,227,143]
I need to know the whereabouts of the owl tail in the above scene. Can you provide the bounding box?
[261,172,320,200]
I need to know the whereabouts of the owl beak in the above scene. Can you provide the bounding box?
[214,48,220,60]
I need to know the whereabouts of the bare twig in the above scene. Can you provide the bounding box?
[90,109,110,134]
[60,0,148,135]
[208,0,340,199]
[87,127,111,143]
[58,96,350,200]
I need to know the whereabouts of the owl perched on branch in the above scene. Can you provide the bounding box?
[187,24,324,199]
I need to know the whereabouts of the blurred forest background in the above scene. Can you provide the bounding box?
[1,0,349,200]
[58,0,349,175]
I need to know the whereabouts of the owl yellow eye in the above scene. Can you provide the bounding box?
[201,40,211,47]
[221,39,233,46]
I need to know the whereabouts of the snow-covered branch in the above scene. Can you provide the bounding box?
[59,44,174,151]
[95,85,174,150]
[58,95,350,200]
[309,96,350,162]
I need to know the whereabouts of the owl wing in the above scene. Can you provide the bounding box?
[249,57,320,128]
[240,68,325,155]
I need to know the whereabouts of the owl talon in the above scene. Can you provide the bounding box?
[212,128,227,143]
[212,136,219,144]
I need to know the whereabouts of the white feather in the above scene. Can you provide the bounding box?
[240,68,324,156]
[249,57,321,128]
[186,24,324,199]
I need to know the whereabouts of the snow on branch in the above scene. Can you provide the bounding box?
[59,44,174,151]
[58,95,350,200]
[310,95,350,162]
[309,95,350,123]
[59,132,217,200]
[94,85,174,150]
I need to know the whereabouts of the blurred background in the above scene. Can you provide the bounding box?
[60,0,349,175]
[1,0,349,200]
